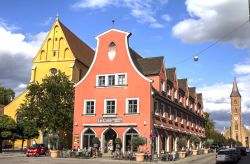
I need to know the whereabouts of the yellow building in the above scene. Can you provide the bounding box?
[222,78,250,148]
[4,17,94,149]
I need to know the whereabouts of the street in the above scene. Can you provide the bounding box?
[0,153,250,164]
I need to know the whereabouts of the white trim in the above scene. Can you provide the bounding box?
[96,73,128,87]
[104,99,117,114]
[122,127,140,153]
[124,33,153,83]
[74,37,100,87]
[157,135,160,155]
[126,98,139,114]
[80,128,96,149]
[97,28,130,38]
[83,123,137,127]
[83,99,96,115]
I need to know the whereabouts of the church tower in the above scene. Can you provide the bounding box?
[230,78,242,143]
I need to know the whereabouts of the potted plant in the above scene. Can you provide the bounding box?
[115,138,122,150]
[190,135,200,156]
[48,133,59,158]
[177,137,187,159]
[203,139,213,154]
[92,137,100,148]
[131,136,146,162]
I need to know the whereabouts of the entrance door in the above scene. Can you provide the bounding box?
[103,128,117,153]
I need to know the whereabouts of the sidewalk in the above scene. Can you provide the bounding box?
[0,152,25,158]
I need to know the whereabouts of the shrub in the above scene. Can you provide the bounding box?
[190,135,201,149]
[131,136,146,152]
[177,138,187,151]
[92,137,100,144]
[204,139,214,148]
[115,138,122,144]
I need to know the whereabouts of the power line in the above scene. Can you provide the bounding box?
[173,20,249,66]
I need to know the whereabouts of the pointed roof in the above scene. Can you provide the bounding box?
[188,87,196,99]
[178,78,187,92]
[166,67,176,83]
[230,77,241,97]
[58,19,95,67]
[197,93,203,105]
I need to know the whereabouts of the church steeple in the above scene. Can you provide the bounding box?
[230,77,241,97]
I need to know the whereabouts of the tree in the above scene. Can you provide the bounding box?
[0,115,16,153]
[15,119,39,150]
[0,86,15,105]
[190,135,201,149]
[204,112,215,138]
[17,71,74,149]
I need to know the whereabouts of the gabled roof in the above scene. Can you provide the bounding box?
[166,68,176,83]
[178,78,187,92]
[58,19,95,67]
[230,78,241,97]
[197,93,203,105]
[188,87,196,99]
[129,48,163,76]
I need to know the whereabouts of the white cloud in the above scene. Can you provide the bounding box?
[72,0,169,28]
[234,63,250,75]
[40,17,52,26]
[172,0,250,48]
[162,14,171,22]
[0,19,47,96]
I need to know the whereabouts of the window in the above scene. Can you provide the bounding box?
[118,74,126,85]
[161,81,165,92]
[179,95,183,103]
[167,85,171,96]
[191,117,194,127]
[186,115,189,126]
[108,75,115,86]
[161,103,165,117]
[180,112,183,124]
[235,121,238,130]
[96,73,127,87]
[127,99,139,114]
[174,90,177,99]
[50,68,57,75]
[79,69,82,80]
[154,101,159,115]
[108,42,116,61]
[84,100,95,114]
[98,76,105,86]
[105,100,116,114]
[168,106,172,120]
[186,98,189,106]
[174,110,178,122]
[82,129,95,149]
[125,128,138,152]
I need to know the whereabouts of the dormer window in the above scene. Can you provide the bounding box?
[108,42,116,61]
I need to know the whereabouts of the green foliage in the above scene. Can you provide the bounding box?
[115,138,122,144]
[0,86,15,105]
[92,137,100,144]
[190,135,201,148]
[0,115,16,153]
[210,131,227,146]
[204,112,215,138]
[177,137,187,151]
[131,136,146,149]
[204,138,214,148]
[17,71,74,149]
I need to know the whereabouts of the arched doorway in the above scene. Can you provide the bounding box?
[102,128,117,153]
[124,128,139,152]
[82,128,95,149]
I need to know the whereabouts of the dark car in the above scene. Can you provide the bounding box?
[236,146,247,156]
[26,144,48,157]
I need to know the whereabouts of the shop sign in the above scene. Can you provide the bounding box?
[98,117,122,123]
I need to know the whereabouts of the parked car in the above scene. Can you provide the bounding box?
[230,148,241,161]
[246,148,250,153]
[236,146,247,156]
[26,144,48,157]
[216,149,238,164]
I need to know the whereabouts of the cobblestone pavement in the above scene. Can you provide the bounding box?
[0,152,249,164]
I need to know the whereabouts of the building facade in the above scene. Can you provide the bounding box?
[73,29,206,154]
[222,78,250,148]
[4,18,94,149]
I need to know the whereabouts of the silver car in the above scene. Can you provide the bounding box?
[216,149,238,164]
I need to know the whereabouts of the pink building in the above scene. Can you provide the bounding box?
[73,28,205,154]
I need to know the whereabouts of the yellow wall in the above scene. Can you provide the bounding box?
[4,19,87,149]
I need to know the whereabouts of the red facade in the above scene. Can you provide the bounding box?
[73,29,205,154]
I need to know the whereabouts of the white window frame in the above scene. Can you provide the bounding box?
[104,99,117,115]
[83,99,96,115]
[161,81,165,92]
[186,115,189,126]
[126,98,139,114]
[167,85,171,96]
[96,73,127,87]
[174,90,177,99]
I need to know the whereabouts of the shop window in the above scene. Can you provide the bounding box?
[125,128,139,152]
[82,129,95,149]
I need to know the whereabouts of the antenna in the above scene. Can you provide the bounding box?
[112,20,115,28]
[56,12,60,20]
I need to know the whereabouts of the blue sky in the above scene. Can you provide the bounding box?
[0,0,250,131]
